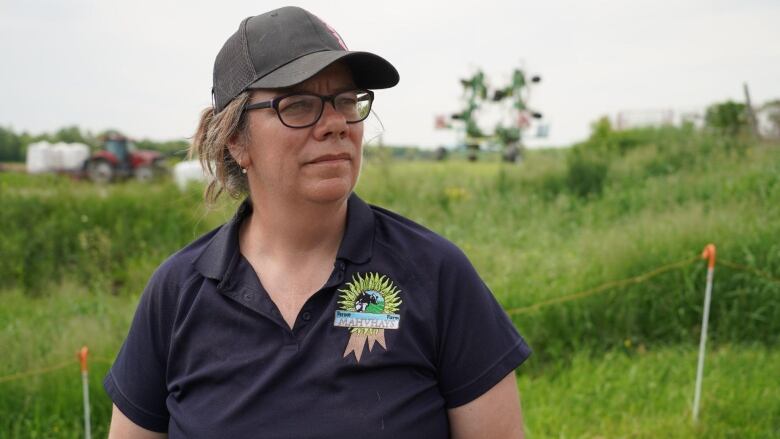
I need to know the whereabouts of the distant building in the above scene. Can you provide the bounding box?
[756,104,780,139]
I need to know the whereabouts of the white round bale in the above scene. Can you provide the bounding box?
[26,141,53,173]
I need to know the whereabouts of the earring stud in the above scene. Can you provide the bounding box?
[241,168,247,174]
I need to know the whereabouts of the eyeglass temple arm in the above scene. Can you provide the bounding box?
[244,101,273,111]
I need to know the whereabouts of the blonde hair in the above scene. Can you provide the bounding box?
[189,92,251,204]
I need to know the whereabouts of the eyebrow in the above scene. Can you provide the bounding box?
[249,85,359,103]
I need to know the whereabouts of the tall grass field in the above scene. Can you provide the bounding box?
[1,128,779,437]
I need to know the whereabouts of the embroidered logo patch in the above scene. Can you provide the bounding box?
[336,273,402,362]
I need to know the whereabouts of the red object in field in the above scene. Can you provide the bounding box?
[701,244,716,269]
[78,346,89,372]
[84,132,165,183]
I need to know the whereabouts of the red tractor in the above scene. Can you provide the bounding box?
[84,133,166,183]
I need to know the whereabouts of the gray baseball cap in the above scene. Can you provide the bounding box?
[212,6,400,113]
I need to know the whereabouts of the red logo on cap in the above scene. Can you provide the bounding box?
[313,14,348,50]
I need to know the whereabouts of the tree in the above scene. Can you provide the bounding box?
[0,126,24,162]
[705,101,748,136]
[52,125,87,144]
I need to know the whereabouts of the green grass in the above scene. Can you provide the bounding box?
[2,285,778,437]
[1,129,779,436]
[520,345,780,438]
[0,286,130,438]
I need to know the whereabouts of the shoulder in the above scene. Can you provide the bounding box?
[126,223,228,350]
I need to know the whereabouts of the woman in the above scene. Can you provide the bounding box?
[105,6,531,438]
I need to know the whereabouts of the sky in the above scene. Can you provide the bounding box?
[1,0,779,148]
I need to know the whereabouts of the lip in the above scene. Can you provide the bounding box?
[308,153,352,164]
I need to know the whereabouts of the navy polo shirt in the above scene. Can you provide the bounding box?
[105,193,531,438]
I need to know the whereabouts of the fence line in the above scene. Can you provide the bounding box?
[92,357,114,365]
[0,255,776,384]
[0,357,113,385]
[720,259,780,284]
[504,256,700,315]
[0,360,74,384]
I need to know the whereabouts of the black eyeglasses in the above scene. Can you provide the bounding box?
[243,89,374,128]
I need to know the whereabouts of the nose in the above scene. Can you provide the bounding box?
[313,98,349,140]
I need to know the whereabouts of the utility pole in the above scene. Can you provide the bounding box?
[743,82,761,139]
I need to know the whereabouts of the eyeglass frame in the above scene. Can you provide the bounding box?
[242,88,374,129]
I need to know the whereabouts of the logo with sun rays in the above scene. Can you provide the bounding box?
[335,273,402,362]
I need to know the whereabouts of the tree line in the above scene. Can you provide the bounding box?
[2,99,777,163]
[0,125,190,162]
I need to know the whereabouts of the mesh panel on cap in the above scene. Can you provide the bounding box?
[213,21,257,112]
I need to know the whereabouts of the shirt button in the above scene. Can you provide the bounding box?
[301,311,312,321]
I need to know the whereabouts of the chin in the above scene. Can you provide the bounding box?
[303,178,355,204]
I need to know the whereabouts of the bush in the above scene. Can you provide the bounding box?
[566,149,609,198]
[0,176,215,296]
[705,100,748,136]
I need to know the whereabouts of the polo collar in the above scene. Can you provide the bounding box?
[192,198,252,281]
[336,193,374,264]
[193,192,374,281]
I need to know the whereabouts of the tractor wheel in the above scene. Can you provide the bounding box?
[134,165,155,182]
[87,159,114,184]
[502,145,520,163]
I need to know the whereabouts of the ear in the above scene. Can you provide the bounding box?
[227,134,250,169]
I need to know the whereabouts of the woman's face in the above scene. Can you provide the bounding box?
[238,63,364,206]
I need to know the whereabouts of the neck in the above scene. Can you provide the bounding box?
[240,192,349,264]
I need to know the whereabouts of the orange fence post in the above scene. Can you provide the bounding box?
[78,346,92,439]
[693,244,716,423]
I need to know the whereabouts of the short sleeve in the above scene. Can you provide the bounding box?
[435,246,532,408]
[104,265,177,432]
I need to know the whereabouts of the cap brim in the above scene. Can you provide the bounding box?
[247,50,399,91]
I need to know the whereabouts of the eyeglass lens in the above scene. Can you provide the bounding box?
[277,90,372,127]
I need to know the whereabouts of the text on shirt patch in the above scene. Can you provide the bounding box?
[336,272,402,362]
[334,310,400,329]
